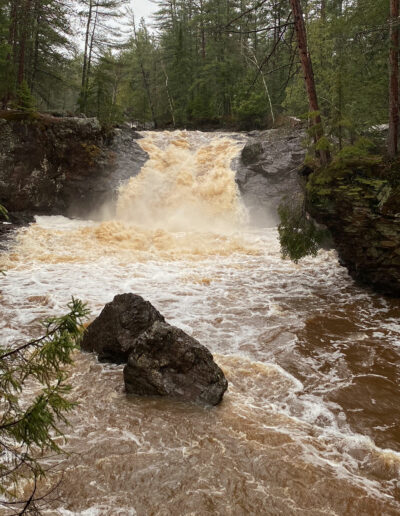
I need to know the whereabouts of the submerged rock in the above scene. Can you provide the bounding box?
[81,293,228,405]
[81,293,165,363]
[123,321,228,406]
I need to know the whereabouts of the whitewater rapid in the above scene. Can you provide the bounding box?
[1,131,400,515]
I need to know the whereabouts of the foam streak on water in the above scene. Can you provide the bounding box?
[1,131,400,515]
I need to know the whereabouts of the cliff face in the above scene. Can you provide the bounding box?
[306,158,400,296]
[236,128,306,224]
[0,113,147,219]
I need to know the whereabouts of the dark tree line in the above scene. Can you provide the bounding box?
[0,1,399,157]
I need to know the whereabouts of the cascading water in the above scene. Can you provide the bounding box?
[1,131,400,515]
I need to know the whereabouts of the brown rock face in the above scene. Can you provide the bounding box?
[123,321,228,406]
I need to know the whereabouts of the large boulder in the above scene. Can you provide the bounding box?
[81,293,165,363]
[123,321,228,405]
[235,128,306,224]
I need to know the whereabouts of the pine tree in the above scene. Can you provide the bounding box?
[0,298,89,513]
[14,78,36,111]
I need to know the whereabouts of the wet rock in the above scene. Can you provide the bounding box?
[0,112,148,218]
[123,321,228,405]
[82,293,228,405]
[306,164,400,296]
[236,128,306,224]
[81,293,165,363]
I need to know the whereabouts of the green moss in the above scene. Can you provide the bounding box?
[81,143,101,166]
[0,203,8,221]
[0,110,40,122]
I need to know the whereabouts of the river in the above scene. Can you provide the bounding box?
[1,131,400,515]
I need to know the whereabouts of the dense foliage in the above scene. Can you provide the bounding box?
[278,195,327,262]
[0,298,89,513]
[0,1,393,130]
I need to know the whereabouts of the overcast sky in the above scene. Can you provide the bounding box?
[131,0,158,23]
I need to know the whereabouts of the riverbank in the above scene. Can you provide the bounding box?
[306,154,400,296]
[0,111,147,221]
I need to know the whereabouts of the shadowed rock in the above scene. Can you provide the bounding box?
[0,114,148,218]
[123,321,228,405]
[81,293,165,363]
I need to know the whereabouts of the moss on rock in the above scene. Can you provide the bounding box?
[306,156,400,296]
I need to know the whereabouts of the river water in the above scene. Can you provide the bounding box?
[1,131,400,515]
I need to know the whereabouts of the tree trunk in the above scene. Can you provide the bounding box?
[81,0,93,110]
[388,0,399,158]
[290,0,329,165]
[30,0,41,90]
[17,0,32,85]
[83,4,99,112]
[132,16,158,128]
[161,61,176,127]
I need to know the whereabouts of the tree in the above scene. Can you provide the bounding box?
[0,298,89,514]
[79,0,128,113]
[278,195,327,263]
[388,0,399,158]
[289,0,329,165]
[0,0,75,110]
[14,78,36,112]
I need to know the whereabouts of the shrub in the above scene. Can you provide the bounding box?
[278,196,327,263]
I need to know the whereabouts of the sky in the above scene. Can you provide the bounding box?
[131,0,158,23]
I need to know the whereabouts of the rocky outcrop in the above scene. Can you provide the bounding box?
[0,112,148,218]
[236,128,306,224]
[124,321,228,406]
[81,293,228,405]
[306,158,400,296]
[81,293,165,363]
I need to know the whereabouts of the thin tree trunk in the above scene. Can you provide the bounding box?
[2,0,19,106]
[199,0,206,59]
[320,0,326,21]
[388,0,399,158]
[81,0,93,110]
[161,61,175,127]
[289,0,329,165]
[132,16,158,128]
[247,50,275,125]
[30,0,41,90]
[83,4,99,112]
[18,0,32,85]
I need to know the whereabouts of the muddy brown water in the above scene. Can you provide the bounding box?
[1,132,400,515]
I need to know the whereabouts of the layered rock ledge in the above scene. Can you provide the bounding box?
[306,157,400,296]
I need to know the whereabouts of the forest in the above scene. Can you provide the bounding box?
[0,0,392,134]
